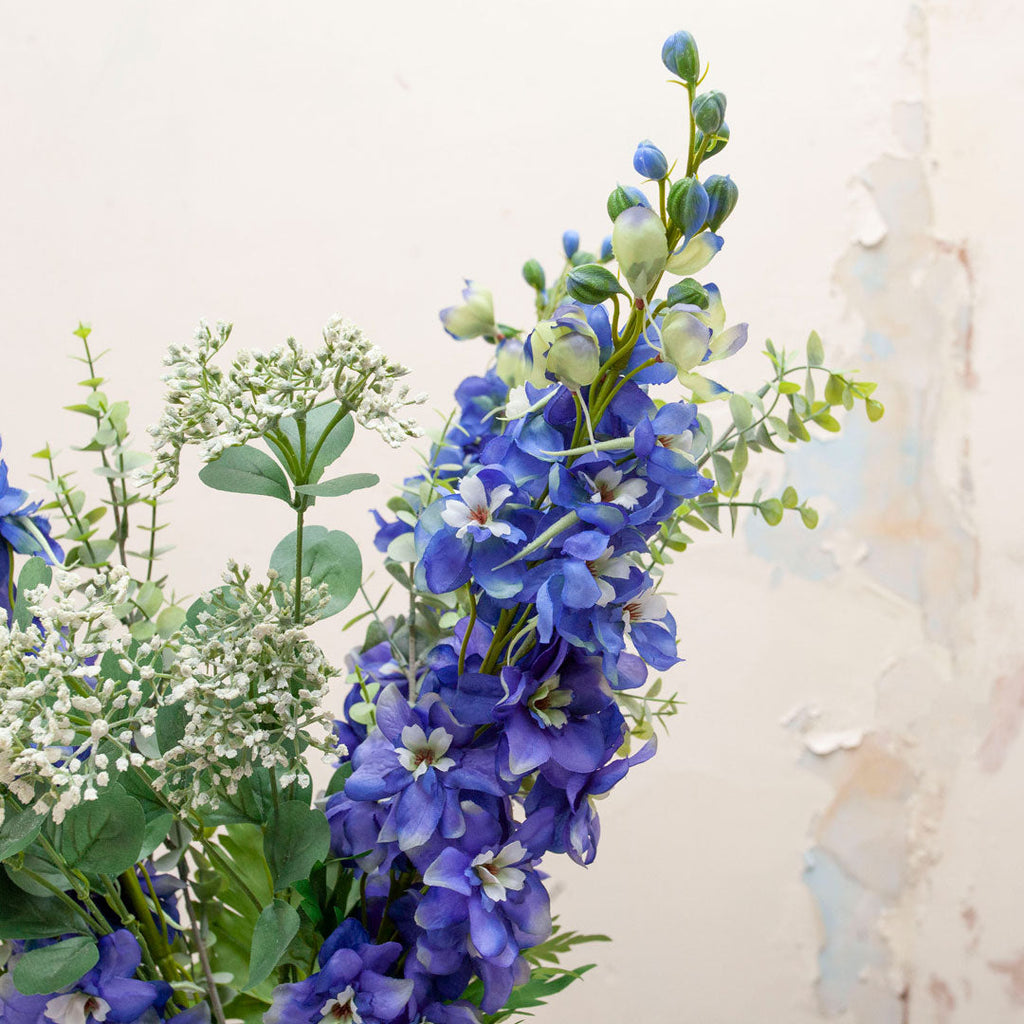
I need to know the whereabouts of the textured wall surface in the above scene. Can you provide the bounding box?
[1,2,1021,1021]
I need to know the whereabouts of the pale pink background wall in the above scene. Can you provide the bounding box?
[2,2,1022,1021]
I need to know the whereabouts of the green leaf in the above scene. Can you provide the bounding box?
[135,581,164,619]
[14,558,52,629]
[781,486,799,509]
[0,871,77,940]
[156,604,186,638]
[140,813,175,858]
[12,936,99,995]
[759,499,785,526]
[806,330,825,366]
[263,802,330,892]
[728,394,753,432]
[711,453,736,495]
[199,446,292,503]
[824,373,845,406]
[0,801,44,860]
[155,703,187,756]
[201,769,275,826]
[270,527,362,619]
[731,436,748,475]
[865,398,885,422]
[60,787,146,875]
[246,899,300,989]
[787,409,811,442]
[799,505,820,529]
[777,380,800,395]
[325,762,353,796]
[293,473,379,498]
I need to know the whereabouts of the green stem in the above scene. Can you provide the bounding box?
[304,406,349,473]
[4,539,15,611]
[180,880,229,1024]
[35,835,114,935]
[100,873,161,979]
[293,505,305,623]
[16,868,108,933]
[457,588,478,675]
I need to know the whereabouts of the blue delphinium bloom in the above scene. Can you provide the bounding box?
[414,809,551,1013]
[525,738,657,865]
[633,401,712,497]
[265,919,414,1024]
[416,469,534,598]
[0,439,63,565]
[343,686,506,852]
[1,437,63,622]
[0,930,172,1024]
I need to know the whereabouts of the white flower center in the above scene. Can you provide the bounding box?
[45,993,112,1024]
[527,676,572,729]
[440,475,514,539]
[585,546,634,606]
[622,588,669,634]
[582,467,648,510]
[471,842,528,902]
[319,987,362,1024]
[396,724,456,779]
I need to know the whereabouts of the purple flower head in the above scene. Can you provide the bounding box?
[343,687,505,852]
[416,469,534,598]
[549,455,663,534]
[414,810,551,1005]
[525,737,657,865]
[494,643,623,778]
[265,919,413,1024]
[0,439,63,567]
[633,402,713,498]
[0,930,171,1024]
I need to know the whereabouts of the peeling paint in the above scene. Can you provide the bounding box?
[977,667,1024,773]
[804,728,865,756]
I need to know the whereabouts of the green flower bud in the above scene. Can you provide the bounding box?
[547,331,601,389]
[666,178,710,241]
[606,184,650,221]
[666,278,710,310]
[704,175,739,230]
[693,91,727,136]
[569,249,597,267]
[566,264,627,305]
[694,122,730,163]
[522,259,545,292]
[661,31,701,83]
[532,309,602,390]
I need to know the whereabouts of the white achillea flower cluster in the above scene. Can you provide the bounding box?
[323,315,426,447]
[148,317,425,487]
[0,567,158,825]
[151,563,338,811]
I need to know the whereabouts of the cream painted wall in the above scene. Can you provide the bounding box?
[2,2,1021,1021]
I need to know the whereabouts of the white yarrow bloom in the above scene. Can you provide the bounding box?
[149,317,425,488]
